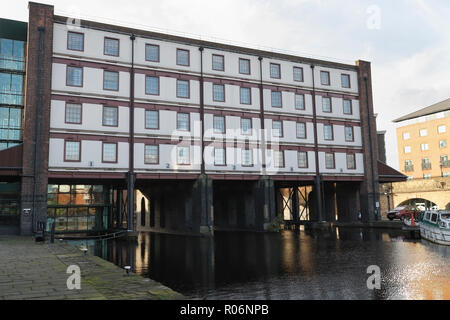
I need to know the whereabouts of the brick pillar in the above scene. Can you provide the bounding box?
[356,60,380,222]
[20,3,54,235]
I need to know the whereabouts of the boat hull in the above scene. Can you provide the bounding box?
[420,222,450,246]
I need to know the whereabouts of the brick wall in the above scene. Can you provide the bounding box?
[20,2,54,235]
[356,60,380,221]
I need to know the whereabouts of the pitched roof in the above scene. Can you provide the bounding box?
[378,160,407,183]
[393,98,450,123]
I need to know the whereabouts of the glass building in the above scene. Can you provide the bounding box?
[0,19,26,234]
[46,184,112,233]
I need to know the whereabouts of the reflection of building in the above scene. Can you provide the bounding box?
[394,98,450,179]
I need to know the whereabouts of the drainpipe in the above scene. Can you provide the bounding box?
[199,47,205,175]
[258,57,267,176]
[32,26,45,233]
[310,65,323,222]
[127,34,136,232]
[364,76,377,220]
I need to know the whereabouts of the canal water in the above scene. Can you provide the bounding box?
[71,228,450,300]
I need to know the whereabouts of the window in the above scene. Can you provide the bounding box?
[440,140,447,148]
[145,44,160,62]
[212,54,224,71]
[104,38,119,56]
[403,132,410,140]
[422,158,431,170]
[293,67,304,82]
[274,150,284,168]
[213,84,225,102]
[67,32,84,51]
[341,74,350,88]
[320,71,330,85]
[424,174,432,180]
[438,125,446,134]
[345,126,354,142]
[347,154,356,170]
[324,124,333,140]
[176,80,189,98]
[298,151,308,168]
[145,76,159,95]
[176,49,190,66]
[177,113,190,131]
[271,91,282,108]
[295,94,305,110]
[177,146,190,165]
[421,143,429,151]
[214,148,226,166]
[343,99,352,115]
[242,149,253,167]
[240,87,251,105]
[65,141,80,162]
[296,122,306,139]
[419,129,427,137]
[404,146,411,154]
[405,160,414,172]
[239,58,250,75]
[322,97,331,113]
[145,110,159,129]
[270,63,281,79]
[0,106,22,144]
[0,39,25,71]
[441,155,449,167]
[65,103,82,124]
[0,73,23,105]
[102,143,117,163]
[272,121,283,137]
[241,118,252,135]
[66,66,83,87]
[103,106,118,127]
[144,145,159,164]
[444,172,450,178]
[103,71,119,91]
[325,153,335,169]
[213,116,225,134]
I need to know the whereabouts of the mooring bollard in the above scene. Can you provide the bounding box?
[124,266,131,276]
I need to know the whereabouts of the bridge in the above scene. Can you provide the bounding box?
[388,177,450,211]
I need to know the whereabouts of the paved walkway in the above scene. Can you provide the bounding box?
[0,236,184,300]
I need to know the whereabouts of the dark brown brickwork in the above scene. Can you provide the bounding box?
[356,60,380,222]
[20,2,54,235]
[377,132,387,163]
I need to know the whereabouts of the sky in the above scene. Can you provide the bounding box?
[3,0,450,169]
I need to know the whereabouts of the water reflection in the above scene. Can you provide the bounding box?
[72,228,450,300]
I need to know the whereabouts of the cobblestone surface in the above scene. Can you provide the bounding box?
[0,236,184,300]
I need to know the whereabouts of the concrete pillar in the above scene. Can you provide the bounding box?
[194,174,214,236]
[323,182,337,222]
[255,176,276,231]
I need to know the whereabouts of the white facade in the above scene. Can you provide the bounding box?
[49,21,365,179]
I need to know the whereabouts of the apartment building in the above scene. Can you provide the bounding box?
[395,99,450,180]
[0,2,384,235]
